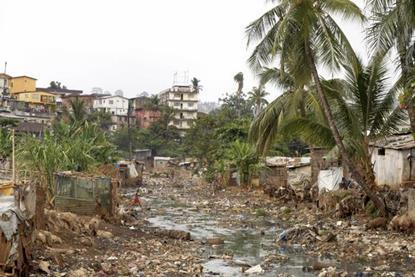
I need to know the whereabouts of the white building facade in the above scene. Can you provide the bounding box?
[93,95,129,116]
[159,85,198,131]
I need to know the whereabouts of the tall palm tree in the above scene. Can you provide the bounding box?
[248,85,269,117]
[367,0,415,132]
[191,77,203,93]
[246,0,390,216]
[233,72,244,97]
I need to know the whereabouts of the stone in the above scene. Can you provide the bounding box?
[39,260,50,274]
[245,264,264,274]
[207,237,225,245]
[97,230,114,239]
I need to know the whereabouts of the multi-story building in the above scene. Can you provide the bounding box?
[9,76,37,96]
[93,95,129,116]
[159,85,198,132]
[132,96,161,129]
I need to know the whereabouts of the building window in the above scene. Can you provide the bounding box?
[109,100,114,105]
[378,148,385,156]
[188,103,193,107]
[180,113,184,119]
[181,94,184,100]
[174,102,180,106]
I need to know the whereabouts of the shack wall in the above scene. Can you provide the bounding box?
[372,148,406,186]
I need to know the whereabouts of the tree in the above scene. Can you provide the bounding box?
[233,72,244,96]
[191,77,203,93]
[88,110,113,131]
[367,0,415,133]
[248,85,269,117]
[246,0,390,216]
[226,140,258,186]
[49,81,66,89]
[63,97,87,125]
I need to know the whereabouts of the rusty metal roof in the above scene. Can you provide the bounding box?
[371,134,415,150]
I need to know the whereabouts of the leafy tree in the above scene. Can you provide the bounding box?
[218,93,253,120]
[49,81,67,90]
[87,110,113,131]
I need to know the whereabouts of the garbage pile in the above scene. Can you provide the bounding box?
[0,182,35,276]
[264,175,314,202]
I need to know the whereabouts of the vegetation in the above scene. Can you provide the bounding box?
[18,108,117,203]
[48,81,67,90]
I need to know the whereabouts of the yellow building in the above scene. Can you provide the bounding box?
[14,90,56,105]
[9,76,37,95]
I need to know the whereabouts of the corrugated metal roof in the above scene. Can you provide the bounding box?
[371,134,415,150]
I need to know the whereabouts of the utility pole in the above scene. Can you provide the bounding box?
[12,129,15,184]
[127,99,133,160]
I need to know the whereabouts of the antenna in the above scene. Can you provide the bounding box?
[4,62,7,74]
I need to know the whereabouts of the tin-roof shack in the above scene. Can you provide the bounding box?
[54,172,119,216]
[371,133,415,187]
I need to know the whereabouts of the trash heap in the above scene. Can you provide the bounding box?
[0,182,35,276]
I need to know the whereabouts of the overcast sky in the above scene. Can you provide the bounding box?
[0,0,368,102]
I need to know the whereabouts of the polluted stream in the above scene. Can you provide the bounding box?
[137,192,362,276]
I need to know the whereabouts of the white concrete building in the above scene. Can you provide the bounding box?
[159,85,198,131]
[93,95,129,116]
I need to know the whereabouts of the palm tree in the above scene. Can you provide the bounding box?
[64,97,87,125]
[246,1,392,216]
[248,85,269,117]
[233,72,244,96]
[226,140,258,186]
[367,0,415,133]
[191,77,203,93]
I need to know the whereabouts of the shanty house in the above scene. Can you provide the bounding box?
[371,133,415,187]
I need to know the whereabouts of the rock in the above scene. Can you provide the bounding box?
[207,237,225,245]
[68,267,89,277]
[80,237,94,246]
[366,217,387,230]
[36,231,47,244]
[101,262,112,273]
[97,230,114,239]
[318,267,336,277]
[50,233,63,244]
[39,260,50,274]
[245,264,264,274]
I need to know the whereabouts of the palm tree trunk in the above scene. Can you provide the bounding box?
[304,42,387,217]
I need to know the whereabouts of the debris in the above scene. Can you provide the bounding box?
[390,214,415,233]
[38,260,50,274]
[366,217,388,230]
[245,264,264,274]
[97,230,114,239]
[207,237,225,245]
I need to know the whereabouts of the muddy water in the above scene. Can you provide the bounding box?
[139,194,339,276]
[114,185,372,276]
